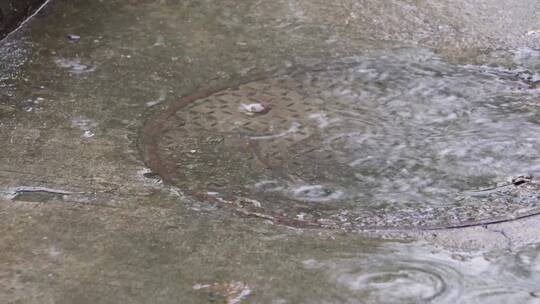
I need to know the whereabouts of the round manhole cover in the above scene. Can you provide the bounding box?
[141,51,540,230]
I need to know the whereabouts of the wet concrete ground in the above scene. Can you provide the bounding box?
[1,0,540,303]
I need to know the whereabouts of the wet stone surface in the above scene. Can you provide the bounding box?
[142,49,540,229]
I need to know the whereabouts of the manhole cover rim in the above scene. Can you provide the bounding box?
[140,61,540,231]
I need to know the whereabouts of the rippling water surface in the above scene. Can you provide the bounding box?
[143,48,540,228]
[303,241,540,303]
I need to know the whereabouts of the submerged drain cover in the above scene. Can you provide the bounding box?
[142,51,540,229]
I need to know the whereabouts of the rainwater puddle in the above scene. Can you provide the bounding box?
[142,48,540,229]
[303,241,540,304]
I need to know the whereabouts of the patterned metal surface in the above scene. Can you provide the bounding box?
[141,55,540,230]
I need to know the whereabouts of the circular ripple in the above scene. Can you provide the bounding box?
[333,259,458,303]
[302,246,463,303]
[141,50,540,229]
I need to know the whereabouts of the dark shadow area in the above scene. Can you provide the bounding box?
[0,0,47,40]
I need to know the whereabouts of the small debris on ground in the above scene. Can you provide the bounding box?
[193,281,252,304]
[234,197,262,208]
[239,102,271,115]
[512,175,533,186]
[67,34,81,41]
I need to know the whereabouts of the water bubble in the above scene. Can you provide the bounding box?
[55,58,95,74]
[290,185,344,203]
